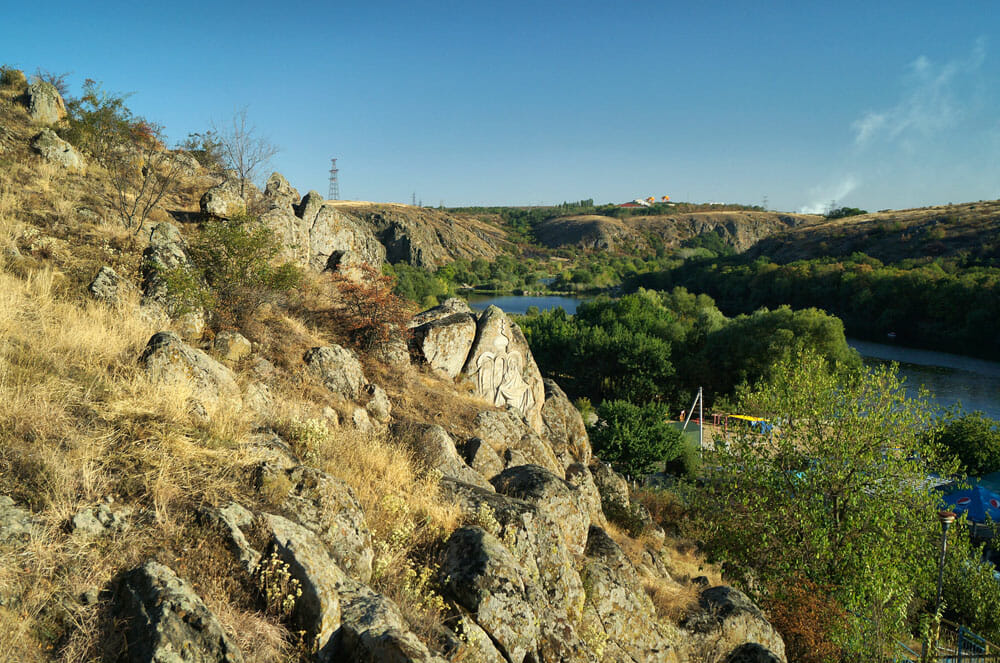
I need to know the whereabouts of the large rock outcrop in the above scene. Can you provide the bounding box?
[140,331,241,411]
[684,586,787,663]
[491,464,590,556]
[31,129,83,170]
[541,379,592,469]
[304,344,366,400]
[409,313,477,379]
[115,560,244,663]
[23,80,66,124]
[580,526,676,663]
[461,306,546,433]
[260,513,346,654]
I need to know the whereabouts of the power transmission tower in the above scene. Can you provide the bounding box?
[328,158,340,200]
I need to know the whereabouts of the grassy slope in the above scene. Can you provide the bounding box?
[748,200,1000,264]
[0,74,719,661]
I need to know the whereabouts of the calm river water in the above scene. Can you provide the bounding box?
[465,294,1000,420]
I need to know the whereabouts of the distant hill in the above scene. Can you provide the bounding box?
[748,200,1000,264]
[534,211,821,253]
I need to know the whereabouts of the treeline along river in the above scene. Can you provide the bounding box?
[466,295,1000,420]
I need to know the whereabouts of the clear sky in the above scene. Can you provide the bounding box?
[4,1,999,211]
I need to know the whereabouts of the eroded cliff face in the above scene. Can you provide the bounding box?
[535,211,822,253]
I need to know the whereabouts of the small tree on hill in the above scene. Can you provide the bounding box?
[689,350,958,658]
[589,399,683,477]
[164,211,302,328]
[321,263,413,352]
[66,79,182,232]
[213,107,278,198]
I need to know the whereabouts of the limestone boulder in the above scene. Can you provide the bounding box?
[333,579,447,663]
[115,560,244,663]
[364,384,392,423]
[400,424,493,490]
[0,496,34,544]
[88,265,131,306]
[24,80,66,124]
[31,129,83,170]
[410,313,476,378]
[440,526,541,663]
[214,330,252,362]
[273,465,374,583]
[200,175,253,218]
[140,331,241,411]
[140,222,193,310]
[462,306,546,433]
[580,526,676,663]
[440,479,585,624]
[462,437,504,480]
[304,344,365,400]
[260,513,345,653]
[409,297,473,328]
[472,409,562,476]
[684,586,787,663]
[565,462,607,527]
[69,504,128,539]
[491,464,590,556]
[541,379,592,468]
[263,172,300,211]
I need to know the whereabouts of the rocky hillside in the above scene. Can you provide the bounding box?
[0,67,788,662]
[535,211,821,253]
[747,200,1000,264]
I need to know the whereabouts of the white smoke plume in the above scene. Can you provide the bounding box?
[798,176,860,215]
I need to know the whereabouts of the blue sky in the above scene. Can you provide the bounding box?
[4,1,999,211]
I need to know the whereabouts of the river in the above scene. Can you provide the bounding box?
[464,294,1000,420]
[848,339,1000,420]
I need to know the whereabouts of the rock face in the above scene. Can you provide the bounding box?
[334,580,447,663]
[441,526,542,663]
[580,526,675,663]
[400,424,493,490]
[472,410,562,476]
[140,222,193,310]
[116,560,244,663]
[304,344,366,400]
[31,129,83,169]
[410,313,477,379]
[260,514,345,654]
[271,465,374,583]
[541,379,592,469]
[259,183,386,272]
[24,81,66,124]
[200,175,252,218]
[140,331,241,411]
[461,306,546,433]
[491,464,589,556]
[325,203,511,269]
[88,265,130,306]
[685,586,787,663]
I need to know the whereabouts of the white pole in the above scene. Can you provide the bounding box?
[698,386,704,450]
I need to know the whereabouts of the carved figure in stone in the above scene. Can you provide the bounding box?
[475,321,534,416]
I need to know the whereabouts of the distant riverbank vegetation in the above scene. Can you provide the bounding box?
[627,252,1000,359]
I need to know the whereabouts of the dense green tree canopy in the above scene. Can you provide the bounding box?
[689,351,959,657]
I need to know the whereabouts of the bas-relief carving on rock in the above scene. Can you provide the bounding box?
[475,318,534,416]
[462,306,545,433]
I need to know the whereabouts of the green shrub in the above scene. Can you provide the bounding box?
[0,66,26,88]
[589,400,683,477]
[664,436,701,477]
[929,408,1000,476]
[165,211,302,328]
